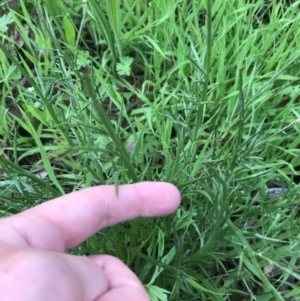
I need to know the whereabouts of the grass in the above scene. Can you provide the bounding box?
[1,0,300,300]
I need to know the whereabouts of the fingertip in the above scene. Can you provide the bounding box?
[134,182,181,217]
[158,181,181,210]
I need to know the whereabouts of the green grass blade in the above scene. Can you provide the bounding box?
[107,0,122,58]
[88,0,117,63]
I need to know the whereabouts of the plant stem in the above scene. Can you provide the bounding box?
[83,75,138,183]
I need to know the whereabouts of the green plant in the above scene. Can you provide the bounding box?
[1,0,300,300]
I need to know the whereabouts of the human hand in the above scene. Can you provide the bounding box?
[0,182,180,301]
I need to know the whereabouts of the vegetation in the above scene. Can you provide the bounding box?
[1,0,300,300]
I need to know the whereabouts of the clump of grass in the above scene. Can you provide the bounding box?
[1,0,300,300]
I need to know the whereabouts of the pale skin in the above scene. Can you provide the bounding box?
[0,182,181,301]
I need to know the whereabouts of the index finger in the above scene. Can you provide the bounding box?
[1,182,180,251]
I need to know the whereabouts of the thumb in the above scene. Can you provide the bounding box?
[89,255,150,301]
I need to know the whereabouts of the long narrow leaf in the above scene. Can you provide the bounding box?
[88,0,117,62]
[107,0,122,58]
